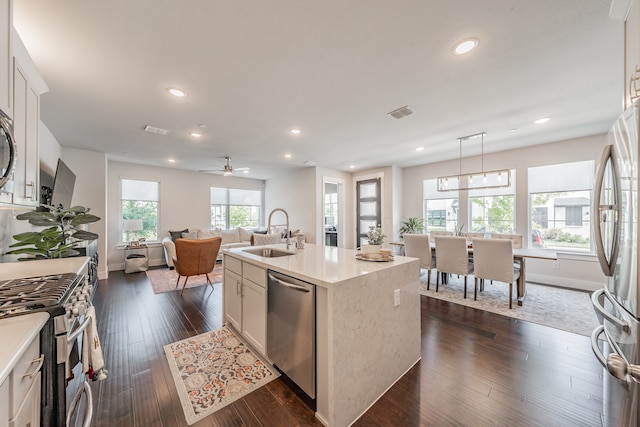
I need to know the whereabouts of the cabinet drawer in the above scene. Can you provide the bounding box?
[243,263,266,288]
[0,377,8,427]
[224,255,242,275]
[9,371,40,427]
[9,335,41,418]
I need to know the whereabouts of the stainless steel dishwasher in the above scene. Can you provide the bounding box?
[267,270,315,399]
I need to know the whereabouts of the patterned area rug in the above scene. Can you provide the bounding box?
[420,273,599,336]
[164,326,279,425]
[146,265,223,294]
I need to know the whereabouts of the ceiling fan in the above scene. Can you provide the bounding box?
[199,156,250,176]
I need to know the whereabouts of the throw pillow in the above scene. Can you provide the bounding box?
[182,232,198,240]
[197,229,221,239]
[169,229,188,242]
[253,233,281,246]
[221,229,240,245]
[238,227,253,242]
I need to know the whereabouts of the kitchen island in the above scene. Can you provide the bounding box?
[223,244,421,427]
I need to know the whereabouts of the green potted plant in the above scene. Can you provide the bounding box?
[362,226,386,254]
[399,217,425,237]
[6,204,101,260]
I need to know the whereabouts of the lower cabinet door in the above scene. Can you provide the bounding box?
[242,279,266,355]
[224,269,242,331]
[9,371,40,427]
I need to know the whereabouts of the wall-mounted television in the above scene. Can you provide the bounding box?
[50,159,76,209]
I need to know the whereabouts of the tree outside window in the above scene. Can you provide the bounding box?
[470,195,515,233]
[121,179,159,242]
[210,187,261,229]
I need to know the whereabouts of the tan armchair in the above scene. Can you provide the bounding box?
[172,237,222,295]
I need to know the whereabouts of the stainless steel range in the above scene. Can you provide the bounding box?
[0,272,93,427]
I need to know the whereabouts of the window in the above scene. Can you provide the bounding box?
[423,179,458,232]
[528,161,593,253]
[121,179,159,243]
[469,171,516,233]
[211,187,262,229]
[324,191,338,228]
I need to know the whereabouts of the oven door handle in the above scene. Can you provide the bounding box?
[66,379,93,427]
[67,316,91,343]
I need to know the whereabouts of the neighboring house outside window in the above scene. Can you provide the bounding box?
[121,178,159,243]
[423,178,459,232]
[528,161,593,253]
[211,187,262,230]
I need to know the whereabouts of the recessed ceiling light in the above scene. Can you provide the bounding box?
[534,117,551,124]
[290,129,301,135]
[510,128,518,132]
[284,153,292,158]
[452,38,479,55]
[349,164,356,169]
[168,158,176,163]
[416,147,424,152]
[168,88,186,97]
[243,170,250,174]
[189,132,202,137]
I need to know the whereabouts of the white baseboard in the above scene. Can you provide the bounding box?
[526,273,603,292]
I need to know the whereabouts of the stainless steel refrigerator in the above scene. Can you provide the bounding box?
[592,100,640,427]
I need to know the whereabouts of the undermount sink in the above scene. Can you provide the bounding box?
[242,247,296,258]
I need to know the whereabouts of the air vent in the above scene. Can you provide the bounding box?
[144,125,169,135]
[387,106,415,119]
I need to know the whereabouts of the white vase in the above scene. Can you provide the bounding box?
[361,244,381,254]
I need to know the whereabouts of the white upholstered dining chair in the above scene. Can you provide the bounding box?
[403,234,434,289]
[434,236,474,297]
[472,238,521,309]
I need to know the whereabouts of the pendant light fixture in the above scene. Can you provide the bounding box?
[437,132,511,192]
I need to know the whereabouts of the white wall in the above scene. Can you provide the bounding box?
[402,134,609,291]
[265,167,316,243]
[317,167,355,248]
[38,121,61,175]
[62,147,108,279]
[107,161,265,271]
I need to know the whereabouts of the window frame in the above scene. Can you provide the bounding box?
[210,187,262,230]
[528,160,594,254]
[120,178,160,244]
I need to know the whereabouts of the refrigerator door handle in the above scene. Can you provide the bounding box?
[591,325,609,368]
[593,144,621,277]
[590,288,630,332]
[592,325,640,383]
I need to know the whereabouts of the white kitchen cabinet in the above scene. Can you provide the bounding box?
[0,377,8,427]
[0,0,11,118]
[626,0,640,108]
[9,371,40,427]
[223,268,242,332]
[223,255,267,356]
[242,265,267,355]
[11,62,38,206]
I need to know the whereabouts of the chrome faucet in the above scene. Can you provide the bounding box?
[267,208,290,249]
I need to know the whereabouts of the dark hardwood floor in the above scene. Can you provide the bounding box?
[88,269,604,426]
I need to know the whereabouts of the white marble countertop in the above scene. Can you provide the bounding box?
[0,257,90,281]
[0,312,50,385]
[224,243,416,288]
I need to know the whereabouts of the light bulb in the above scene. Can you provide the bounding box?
[498,172,503,182]
[469,175,473,184]
[483,174,487,183]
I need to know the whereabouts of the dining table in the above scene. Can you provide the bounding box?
[389,241,558,306]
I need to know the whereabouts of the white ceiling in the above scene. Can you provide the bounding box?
[13,0,624,180]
